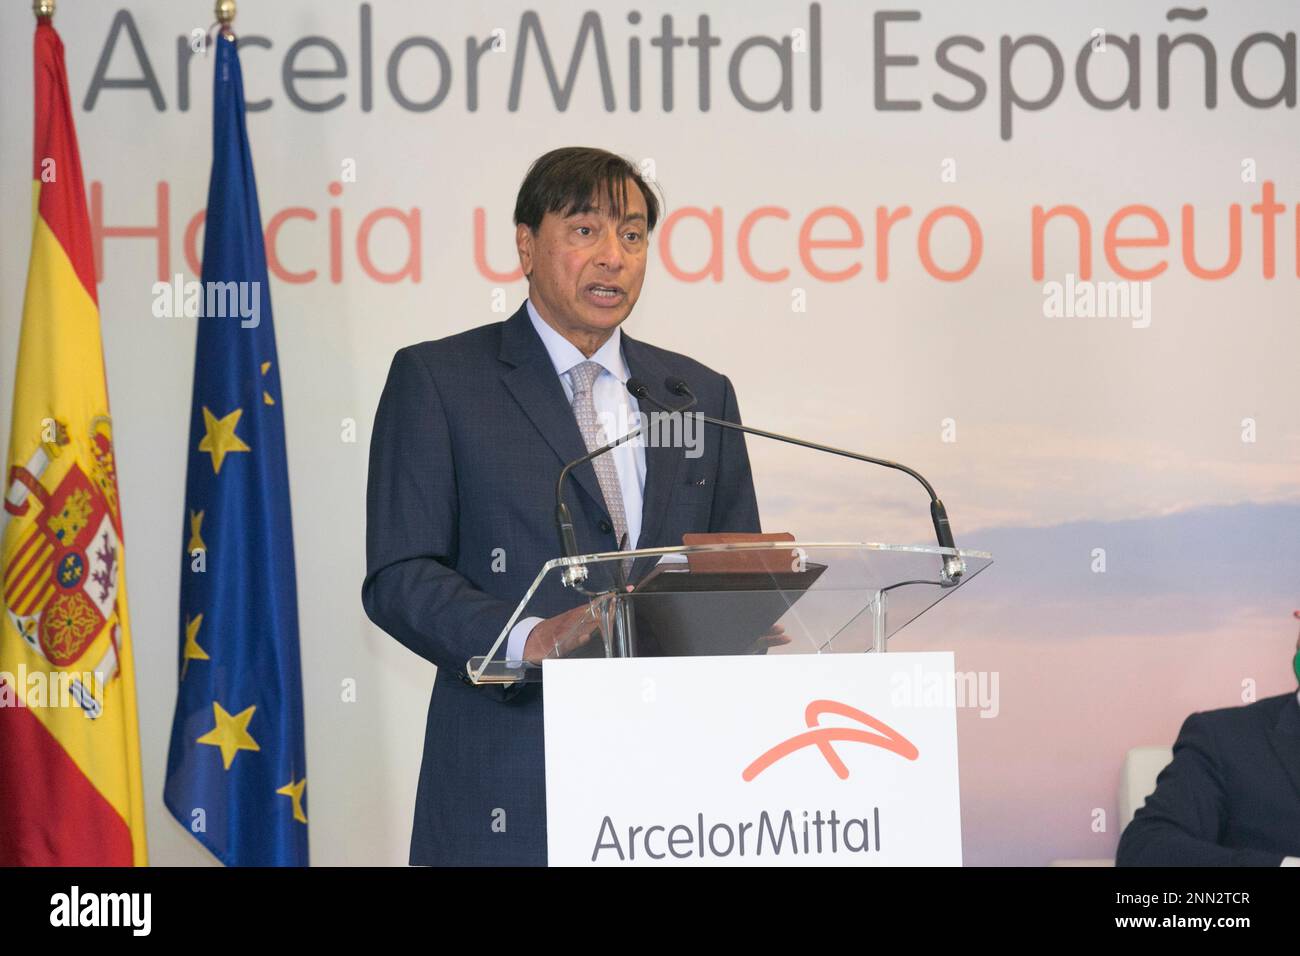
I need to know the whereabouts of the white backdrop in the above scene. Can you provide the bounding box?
[2,0,1298,865]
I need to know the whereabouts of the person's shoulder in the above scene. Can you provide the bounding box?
[623,333,733,387]
[390,320,508,378]
[1185,692,1294,733]
[398,320,504,361]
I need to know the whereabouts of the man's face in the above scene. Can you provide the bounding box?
[516,178,649,349]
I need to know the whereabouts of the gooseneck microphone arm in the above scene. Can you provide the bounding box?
[626,376,964,581]
[554,426,643,584]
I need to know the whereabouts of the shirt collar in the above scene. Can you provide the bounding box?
[525,297,630,384]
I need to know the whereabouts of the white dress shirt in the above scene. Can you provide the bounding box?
[505,298,647,663]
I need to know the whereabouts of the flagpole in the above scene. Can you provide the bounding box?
[216,0,235,30]
[33,0,54,20]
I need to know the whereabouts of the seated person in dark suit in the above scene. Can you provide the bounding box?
[1116,613,1300,866]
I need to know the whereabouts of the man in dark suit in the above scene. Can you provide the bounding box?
[1116,620,1300,866]
[362,147,764,866]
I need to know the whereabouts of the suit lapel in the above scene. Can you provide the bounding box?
[499,303,685,574]
[622,332,683,576]
[498,303,607,516]
[1268,693,1300,802]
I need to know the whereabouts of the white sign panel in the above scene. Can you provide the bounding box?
[543,652,962,866]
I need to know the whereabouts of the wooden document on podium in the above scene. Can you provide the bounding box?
[630,532,826,656]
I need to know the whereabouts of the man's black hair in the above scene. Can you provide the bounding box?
[514,147,661,233]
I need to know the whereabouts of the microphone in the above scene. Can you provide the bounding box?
[555,424,643,587]
[627,376,966,584]
[628,376,697,414]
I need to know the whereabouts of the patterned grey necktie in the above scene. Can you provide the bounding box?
[567,360,630,567]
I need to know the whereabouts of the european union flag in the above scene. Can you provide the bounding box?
[164,29,308,866]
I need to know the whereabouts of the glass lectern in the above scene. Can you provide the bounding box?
[467,541,992,685]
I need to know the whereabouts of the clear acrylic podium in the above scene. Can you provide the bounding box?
[467,541,992,685]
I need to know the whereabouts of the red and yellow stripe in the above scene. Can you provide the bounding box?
[0,18,147,867]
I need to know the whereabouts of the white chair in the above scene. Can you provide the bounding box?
[1119,745,1174,831]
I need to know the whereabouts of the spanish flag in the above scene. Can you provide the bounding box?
[0,16,147,866]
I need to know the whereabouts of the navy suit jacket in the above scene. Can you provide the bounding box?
[1115,692,1300,866]
[362,301,761,866]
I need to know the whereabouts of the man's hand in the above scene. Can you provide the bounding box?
[522,585,641,663]
[523,602,598,663]
[746,622,792,654]
[524,591,792,662]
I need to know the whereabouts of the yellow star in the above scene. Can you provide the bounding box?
[181,613,208,680]
[196,702,260,770]
[187,509,206,553]
[276,777,308,824]
[197,406,250,475]
[261,362,276,405]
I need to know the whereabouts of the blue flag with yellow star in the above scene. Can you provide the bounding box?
[164,29,308,866]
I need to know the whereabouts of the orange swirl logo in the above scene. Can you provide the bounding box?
[743,700,919,781]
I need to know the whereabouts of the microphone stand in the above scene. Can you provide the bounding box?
[628,377,965,585]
